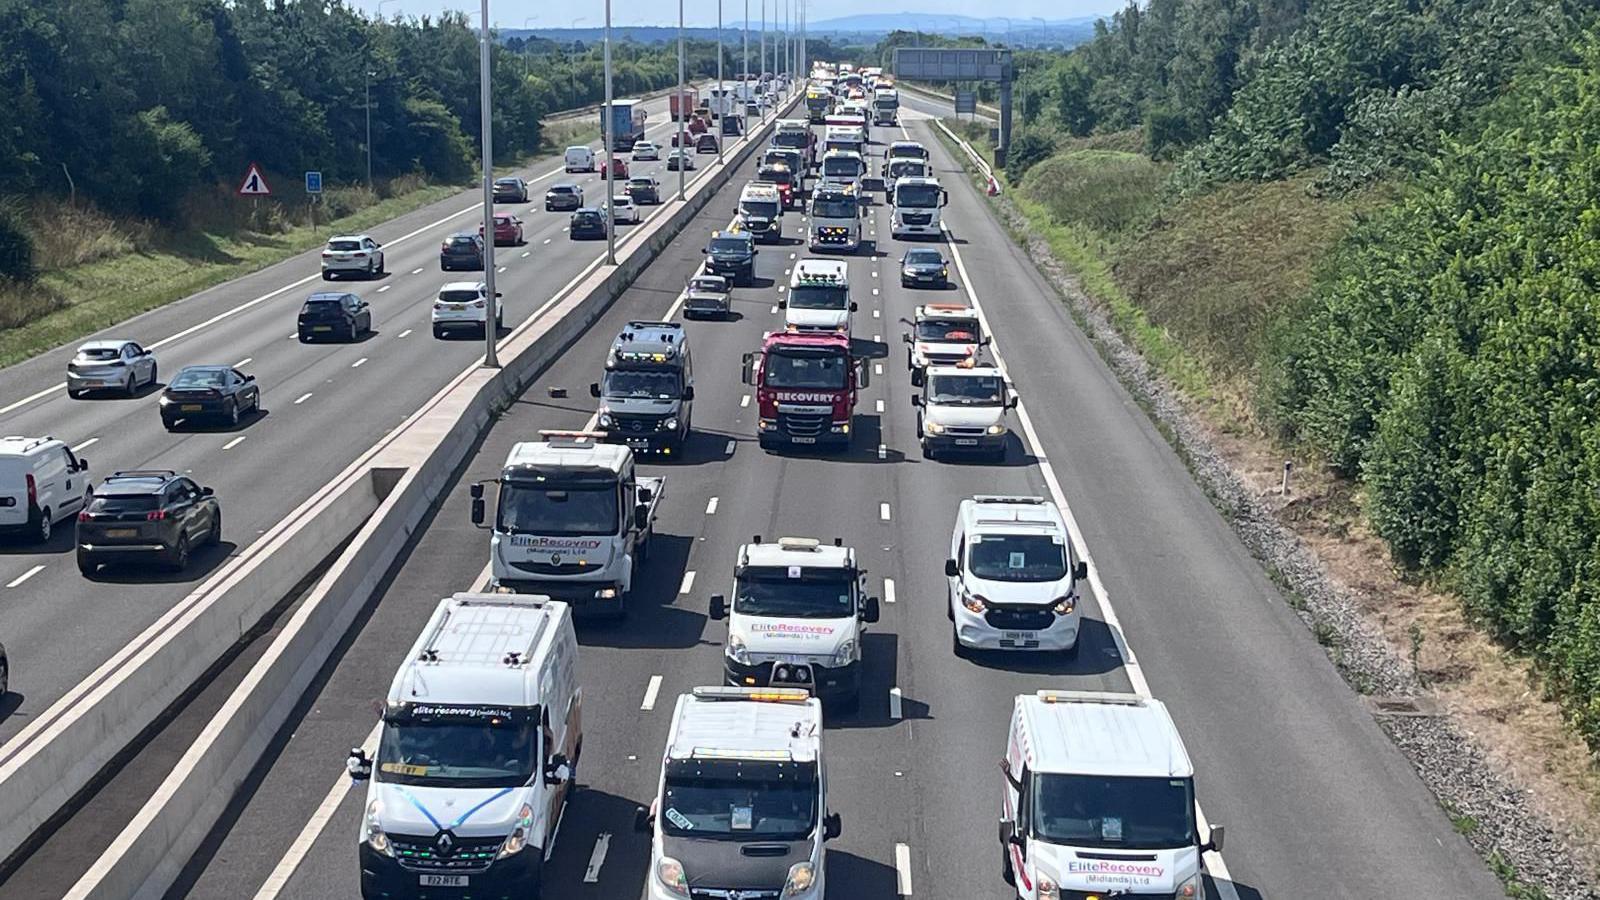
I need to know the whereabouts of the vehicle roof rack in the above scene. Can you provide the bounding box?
[973,495,1046,505]
[537,430,606,445]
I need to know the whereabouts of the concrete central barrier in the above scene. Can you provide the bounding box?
[59,92,803,900]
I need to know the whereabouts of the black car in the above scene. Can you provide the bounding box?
[720,116,744,137]
[297,291,372,342]
[440,233,486,270]
[493,176,529,203]
[570,208,608,240]
[160,365,261,429]
[76,470,221,574]
[625,177,662,205]
[696,133,720,154]
[702,230,758,286]
[545,183,584,211]
[900,248,950,288]
[0,641,8,696]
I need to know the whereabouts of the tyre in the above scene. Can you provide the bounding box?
[148,363,158,387]
[167,534,190,572]
[227,399,239,427]
[321,270,332,281]
[1062,638,1080,661]
[366,259,376,279]
[348,322,359,342]
[376,255,385,275]
[67,388,83,400]
[252,392,261,414]
[0,656,8,696]
[162,415,178,432]
[124,373,136,397]
[952,619,970,658]
[77,552,96,577]
[207,512,222,546]
[921,441,934,461]
[433,326,445,339]
[34,508,51,543]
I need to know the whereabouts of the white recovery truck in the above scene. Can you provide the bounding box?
[471,431,663,617]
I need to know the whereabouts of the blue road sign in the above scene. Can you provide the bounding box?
[305,171,323,194]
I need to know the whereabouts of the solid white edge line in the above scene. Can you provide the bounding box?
[582,831,612,883]
[895,842,913,896]
[938,204,1239,891]
[640,675,664,711]
[6,564,45,589]
[679,571,696,595]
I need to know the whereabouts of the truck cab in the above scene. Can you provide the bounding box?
[1000,691,1224,900]
[589,321,694,455]
[771,119,815,169]
[708,537,881,709]
[742,331,868,451]
[737,182,785,244]
[872,88,899,125]
[891,176,949,239]
[471,433,661,616]
[808,180,862,253]
[350,593,581,900]
[818,150,866,192]
[637,687,840,900]
[781,259,856,334]
[903,303,987,378]
[912,364,1016,461]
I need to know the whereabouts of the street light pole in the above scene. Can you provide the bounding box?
[569,17,584,108]
[716,0,725,165]
[602,0,616,265]
[676,0,685,200]
[365,70,374,190]
[477,0,498,368]
[522,16,537,79]
[760,0,766,117]
[742,0,749,133]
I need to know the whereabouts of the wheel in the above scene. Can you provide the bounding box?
[252,391,261,414]
[348,322,358,342]
[67,388,82,400]
[148,362,158,387]
[321,270,332,281]
[77,553,96,577]
[0,656,8,696]
[124,373,136,397]
[1062,638,1080,660]
[433,326,445,339]
[162,415,178,431]
[946,590,955,621]
[167,534,190,572]
[376,255,385,275]
[366,259,376,279]
[34,508,51,543]
[207,512,222,546]
[952,619,970,658]
[921,442,934,460]
[227,398,239,426]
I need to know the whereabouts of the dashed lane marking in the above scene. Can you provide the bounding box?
[583,832,612,883]
[679,571,696,594]
[741,395,751,408]
[705,497,719,515]
[880,502,892,521]
[7,565,45,589]
[884,578,896,604]
[376,285,391,293]
[895,843,913,896]
[293,392,313,405]
[397,329,412,339]
[889,687,903,720]
[641,675,664,711]
[351,358,368,368]
[222,436,247,450]
[411,267,424,275]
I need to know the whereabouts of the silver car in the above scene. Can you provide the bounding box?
[67,340,158,398]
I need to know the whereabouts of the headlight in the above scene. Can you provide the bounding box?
[1177,873,1201,898]
[596,586,619,599]
[599,413,613,428]
[727,635,752,664]
[655,856,689,897]
[1052,595,1077,616]
[986,423,1006,435]
[830,639,856,667]
[961,591,988,614]
[924,421,945,435]
[941,267,949,277]
[1037,876,1060,900]
[158,395,172,406]
[782,860,816,897]
[364,799,392,856]
[498,803,535,858]
[663,417,679,431]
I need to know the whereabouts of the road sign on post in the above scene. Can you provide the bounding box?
[237,163,271,197]
[954,90,976,116]
[305,171,323,194]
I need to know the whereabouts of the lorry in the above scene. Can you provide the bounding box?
[737,182,785,244]
[872,88,899,125]
[349,592,581,900]
[470,432,662,617]
[668,86,699,121]
[772,118,816,169]
[706,86,739,119]
[708,537,880,709]
[742,330,869,451]
[890,176,949,240]
[805,87,832,123]
[589,322,695,455]
[601,99,648,152]
[782,259,855,334]
[808,179,862,253]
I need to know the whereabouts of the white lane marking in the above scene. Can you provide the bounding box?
[351,358,368,368]
[71,437,98,453]
[876,399,885,413]
[874,363,884,376]
[770,304,779,314]
[725,439,736,456]
[497,266,507,273]
[939,212,1240,891]
[235,357,253,367]
[376,285,391,293]
[543,238,552,244]
[397,328,412,339]
[872,288,880,296]
[293,392,313,405]
[873,309,880,318]
[884,578,896,604]
[895,843,913,896]
[679,571,696,594]
[641,675,664,711]
[222,436,247,451]
[879,502,892,521]
[7,565,45,589]
[789,252,796,259]
[740,395,751,408]
[583,832,612,883]
[874,334,882,342]
[286,332,298,340]
[410,267,424,275]
[878,443,888,459]
[705,497,719,515]
[889,687,903,720]
[872,270,879,278]
[784,268,791,275]
[521,251,531,258]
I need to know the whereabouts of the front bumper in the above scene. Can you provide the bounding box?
[893,222,940,237]
[359,843,541,900]
[600,428,684,454]
[725,656,861,701]
[953,602,1080,651]
[757,421,851,449]
[901,271,948,286]
[493,578,624,607]
[923,431,1005,454]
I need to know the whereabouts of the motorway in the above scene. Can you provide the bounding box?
[0,87,734,744]
[137,99,1511,900]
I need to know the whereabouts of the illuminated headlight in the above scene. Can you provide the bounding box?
[599,413,613,428]
[924,421,946,435]
[1052,595,1077,616]
[758,418,774,430]
[986,423,1006,435]
[662,417,679,431]
[782,860,817,897]
[961,591,988,614]
[655,856,690,897]
[498,803,535,858]
[1037,876,1060,900]
[596,587,619,599]
[901,266,914,276]
[830,639,856,667]
[158,395,173,406]
[727,634,752,664]
[941,267,948,277]
[1177,873,1201,898]
[364,800,392,856]
[831,423,850,434]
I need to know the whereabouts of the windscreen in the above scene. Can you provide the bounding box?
[86,494,159,513]
[438,289,482,304]
[495,179,519,187]
[604,369,682,399]
[662,759,818,840]
[710,237,749,254]
[735,565,855,618]
[1032,774,1196,850]
[810,195,857,219]
[892,145,929,161]
[77,347,121,361]
[498,482,619,536]
[328,240,362,251]
[375,719,537,789]
[169,369,226,389]
[915,319,978,342]
[773,131,809,148]
[764,349,849,389]
[904,250,944,266]
[741,200,780,219]
[967,534,1067,582]
[889,161,926,179]
[929,374,1003,405]
[788,285,848,310]
[895,183,942,209]
[822,157,862,179]
[551,186,577,194]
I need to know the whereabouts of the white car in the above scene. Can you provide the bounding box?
[665,149,696,171]
[431,281,504,338]
[67,339,158,398]
[320,234,384,280]
[945,495,1088,656]
[632,140,661,161]
[605,195,641,225]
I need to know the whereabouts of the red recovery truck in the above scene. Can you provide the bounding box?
[669,86,700,121]
[742,331,871,451]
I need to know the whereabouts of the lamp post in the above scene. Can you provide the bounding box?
[602,0,616,265]
[676,0,685,200]
[716,0,725,165]
[569,17,585,108]
[477,0,498,368]
[365,69,375,190]
[521,16,537,79]
[742,0,749,134]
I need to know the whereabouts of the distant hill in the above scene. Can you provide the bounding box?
[501,12,1104,47]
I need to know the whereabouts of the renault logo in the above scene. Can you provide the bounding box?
[550,553,563,566]
[434,832,455,856]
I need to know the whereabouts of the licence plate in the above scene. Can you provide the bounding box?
[1003,631,1034,642]
[955,438,979,446]
[181,404,202,412]
[106,528,137,538]
[790,436,816,444]
[312,325,332,332]
[420,875,468,887]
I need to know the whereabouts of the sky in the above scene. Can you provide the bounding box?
[347,0,1124,31]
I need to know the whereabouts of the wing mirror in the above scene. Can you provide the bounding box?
[346,747,372,782]
[1206,825,1226,853]
[1074,561,1089,582]
[709,593,727,620]
[633,806,655,833]
[944,558,959,577]
[910,369,925,388]
[76,457,89,471]
[1006,395,1019,410]
[682,385,696,401]
[849,301,858,312]
[823,812,842,841]
[910,395,923,407]
[901,332,912,344]
[634,507,650,530]
[589,382,603,398]
[543,753,572,786]
[777,299,787,308]
[244,374,256,382]
[200,486,214,498]
[470,482,487,526]
[638,485,655,504]
[740,352,756,385]
[861,595,881,623]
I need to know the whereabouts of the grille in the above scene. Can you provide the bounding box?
[901,212,932,225]
[983,606,1055,631]
[691,889,782,900]
[389,833,503,872]
[508,559,592,576]
[945,426,989,436]
[777,412,828,437]
[615,416,664,434]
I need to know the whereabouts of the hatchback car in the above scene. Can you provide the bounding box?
[297,292,372,342]
[666,150,696,171]
[604,196,641,224]
[76,470,221,575]
[432,282,504,338]
[67,340,157,398]
[545,183,584,211]
[625,176,662,205]
[492,176,529,203]
[570,208,608,240]
[599,157,629,180]
[695,133,721,154]
[481,213,525,246]
[632,141,661,161]
[901,248,950,288]
[320,235,384,280]
[159,366,261,429]
[439,233,486,270]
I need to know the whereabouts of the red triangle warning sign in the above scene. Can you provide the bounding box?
[237,163,272,196]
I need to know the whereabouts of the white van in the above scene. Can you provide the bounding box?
[564,145,596,173]
[945,495,1088,655]
[349,593,582,900]
[1000,691,1224,900]
[0,436,90,542]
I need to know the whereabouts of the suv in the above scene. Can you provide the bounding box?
[432,281,503,338]
[570,208,608,240]
[626,176,662,205]
[320,234,385,281]
[0,436,90,542]
[945,496,1088,657]
[546,182,584,211]
[76,470,221,574]
[493,176,529,203]
[439,233,485,271]
[912,364,1014,460]
[702,230,758,286]
[296,291,371,342]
